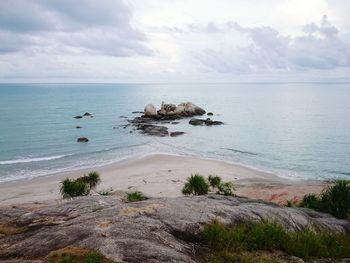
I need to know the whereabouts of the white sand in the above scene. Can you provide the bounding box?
[0,153,326,205]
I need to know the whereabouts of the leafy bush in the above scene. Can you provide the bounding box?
[299,180,350,219]
[202,220,350,262]
[217,182,235,196]
[320,180,350,219]
[60,171,101,199]
[182,174,209,195]
[76,171,101,189]
[208,175,222,188]
[60,178,90,199]
[299,193,321,210]
[127,191,146,202]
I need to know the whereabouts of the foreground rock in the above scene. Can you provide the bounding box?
[0,195,349,263]
[170,131,185,137]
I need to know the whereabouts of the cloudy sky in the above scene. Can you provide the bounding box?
[0,0,350,82]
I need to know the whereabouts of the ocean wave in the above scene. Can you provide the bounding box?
[0,154,71,165]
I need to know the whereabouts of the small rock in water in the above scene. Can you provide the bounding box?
[75,126,82,129]
[74,116,83,119]
[171,121,180,124]
[189,118,205,126]
[170,131,185,137]
[77,137,89,142]
[83,112,93,117]
[207,112,213,116]
[189,118,224,126]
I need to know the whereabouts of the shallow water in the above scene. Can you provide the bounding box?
[0,83,349,182]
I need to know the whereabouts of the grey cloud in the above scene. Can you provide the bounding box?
[0,0,152,56]
[194,16,350,73]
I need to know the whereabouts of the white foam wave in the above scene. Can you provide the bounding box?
[0,154,70,165]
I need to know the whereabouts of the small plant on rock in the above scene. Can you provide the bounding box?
[127,191,146,202]
[182,174,209,195]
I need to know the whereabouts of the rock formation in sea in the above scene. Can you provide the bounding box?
[127,102,223,136]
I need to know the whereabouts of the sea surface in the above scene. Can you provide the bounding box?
[0,83,349,182]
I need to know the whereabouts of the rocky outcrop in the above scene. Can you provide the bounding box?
[144,104,157,117]
[0,195,349,263]
[143,102,206,120]
[77,137,89,142]
[126,102,222,137]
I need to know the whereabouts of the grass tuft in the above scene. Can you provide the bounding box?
[201,220,350,262]
[45,246,117,263]
[126,191,146,202]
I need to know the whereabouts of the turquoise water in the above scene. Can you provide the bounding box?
[0,83,349,182]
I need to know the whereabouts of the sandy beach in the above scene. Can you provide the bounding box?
[0,153,327,206]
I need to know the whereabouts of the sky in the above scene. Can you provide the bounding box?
[0,0,350,83]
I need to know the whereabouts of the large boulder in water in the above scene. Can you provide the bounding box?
[144,104,157,117]
[175,102,205,116]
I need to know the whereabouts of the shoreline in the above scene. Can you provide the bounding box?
[0,153,327,205]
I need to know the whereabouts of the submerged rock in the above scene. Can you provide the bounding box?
[137,124,169,137]
[74,116,82,119]
[83,112,93,117]
[0,195,349,262]
[170,131,185,137]
[189,118,224,126]
[77,137,89,142]
[75,126,82,129]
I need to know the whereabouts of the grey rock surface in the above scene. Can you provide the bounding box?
[0,195,349,262]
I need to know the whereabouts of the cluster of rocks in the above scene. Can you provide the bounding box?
[0,195,349,263]
[127,102,223,137]
[74,112,93,142]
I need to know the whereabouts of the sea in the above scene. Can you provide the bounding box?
[0,83,349,183]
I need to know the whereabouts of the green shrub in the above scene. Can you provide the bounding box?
[299,180,350,219]
[201,220,350,261]
[60,178,90,199]
[127,191,146,202]
[320,180,350,219]
[182,174,209,195]
[286,200,293,207]
[217,182,235,196]
[208,175,222,188]
[76,171,101,189]
[60,171,102,199]
[299,193,321,210]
